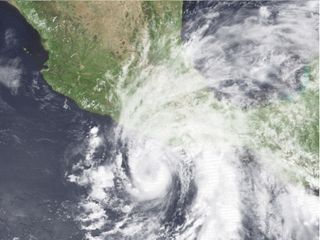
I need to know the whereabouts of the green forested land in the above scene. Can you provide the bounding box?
[12,1,182,120]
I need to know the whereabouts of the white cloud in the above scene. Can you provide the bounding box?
[0,58,22,93]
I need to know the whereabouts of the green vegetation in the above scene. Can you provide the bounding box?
[248,63,319,188]
[12,1,183,120]
[142,1,183,64]
[10,1,318,189]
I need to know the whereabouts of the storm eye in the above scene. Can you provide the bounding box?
[125,140,173,201]
[140,161,158,177]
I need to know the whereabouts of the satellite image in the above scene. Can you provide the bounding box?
[0,1,319,240]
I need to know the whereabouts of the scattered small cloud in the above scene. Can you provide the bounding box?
[4,28,19,48]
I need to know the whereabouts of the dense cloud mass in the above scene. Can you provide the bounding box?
[183,1,318,107]
[0,1,319,240]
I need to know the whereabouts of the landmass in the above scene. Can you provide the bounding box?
[10,0,182,119]
[9,1,319,189]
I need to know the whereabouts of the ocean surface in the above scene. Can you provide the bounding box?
[0,1,318,240]
[0,3,115,239]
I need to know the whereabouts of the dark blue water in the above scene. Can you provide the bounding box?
[0,3,116,239]
[0,2,202,239]
[1,2,318,240]
[0,3,208,239]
